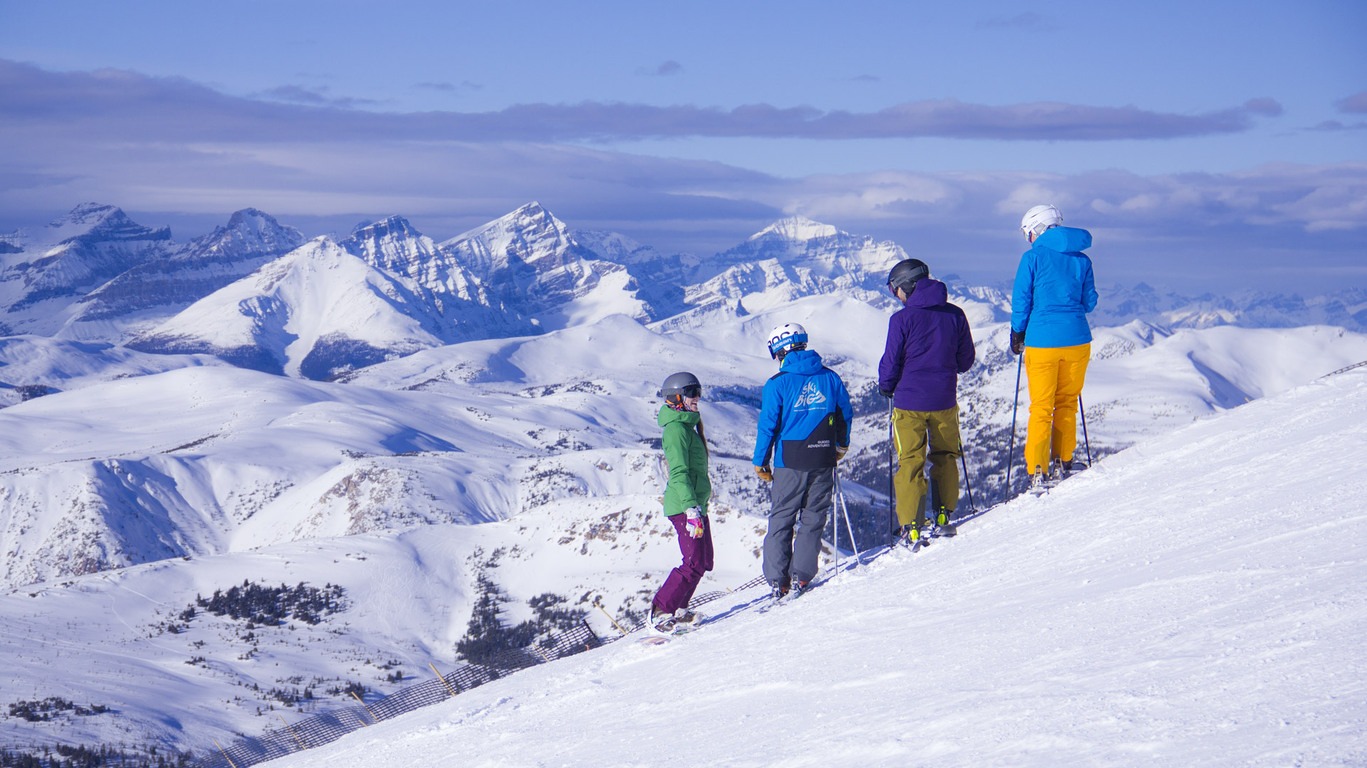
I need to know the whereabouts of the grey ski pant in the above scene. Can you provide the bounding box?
[763,466,834,587]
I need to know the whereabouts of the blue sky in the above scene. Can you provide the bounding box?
[1,0,1364,292]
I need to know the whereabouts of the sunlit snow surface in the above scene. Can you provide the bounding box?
[265,369,1367,767]
[2,298,1365,761]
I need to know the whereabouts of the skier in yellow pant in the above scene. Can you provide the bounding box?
[1010,205,1098,489]
[1024,344,1090,478]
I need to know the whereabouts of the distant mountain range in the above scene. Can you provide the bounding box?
[5,202,1363,383]
[3,203,1367,759]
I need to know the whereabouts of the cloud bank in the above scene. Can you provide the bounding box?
[1,59,1361,293]
[0,59,1280,143]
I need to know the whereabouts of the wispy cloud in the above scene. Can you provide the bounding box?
[637,60,684,77]
[975,12,1051,30]
[1335,91,1367,114]
[416,80,483,93]
[256,84,380,108]
[1310,90,1367,132]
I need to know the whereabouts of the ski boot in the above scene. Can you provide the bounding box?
[933,507,957,537]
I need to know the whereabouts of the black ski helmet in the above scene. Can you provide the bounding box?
[661,371,702,405]
[887,258,929,296]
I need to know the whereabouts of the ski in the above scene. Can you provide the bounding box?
[641,619,700,643]
[1028,459,1088,496]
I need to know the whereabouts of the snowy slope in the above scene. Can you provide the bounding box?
[126,238,447,379]
[0,496,767,754]
[6,297,1367,590]
[263,367,1367,768]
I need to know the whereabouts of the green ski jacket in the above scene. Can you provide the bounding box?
[658,405,711,517]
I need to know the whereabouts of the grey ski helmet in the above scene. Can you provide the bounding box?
[887,258,929,296]
[661,371,702,405]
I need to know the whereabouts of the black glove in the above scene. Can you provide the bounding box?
[1010,331,1025,355]
[879,389,894,398]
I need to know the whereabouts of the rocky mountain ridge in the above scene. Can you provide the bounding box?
[5,202,1363,384]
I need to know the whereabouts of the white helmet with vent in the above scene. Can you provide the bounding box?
[1020,204,1063,238]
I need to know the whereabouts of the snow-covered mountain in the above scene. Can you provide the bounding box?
[682,215,909,315]
[340,215,527,340]
[436,202,651,330]
[1093,281,1367,332]
[4,200,1367,763]
[0,205,303,342]
[4,201,1362,384]
[69,208,305,334]
[126,238,449,379]
[0,203,174,335]
[6,290,1367,591]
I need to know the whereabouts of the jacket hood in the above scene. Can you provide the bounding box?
[1035,226,1092,254]
[907,277,949,308]
[658,404,700,427]
[779,348,824,375]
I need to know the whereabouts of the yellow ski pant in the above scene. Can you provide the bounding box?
[1023,343,1091,475]
[891,405,961,528]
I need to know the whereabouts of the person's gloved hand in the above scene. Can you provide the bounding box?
[754,465,773,482]
[685,507,705,538]
[1010,330,1025,355]
[836,446,848,462]
[878,388,893,398]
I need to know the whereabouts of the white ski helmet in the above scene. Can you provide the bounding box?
[1020,204,1063,238]
[766,323,809,359]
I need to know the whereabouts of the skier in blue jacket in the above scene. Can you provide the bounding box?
[752,322,853,599]
[1010,204,1099,490]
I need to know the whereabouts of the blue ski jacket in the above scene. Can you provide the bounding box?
[1011,226,1099,348]
[752,349,853,470]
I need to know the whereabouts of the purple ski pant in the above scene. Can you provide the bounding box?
[652,513,714,615]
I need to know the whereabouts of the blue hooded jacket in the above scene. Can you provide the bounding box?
[752,348,853,470]
[1011,226,1098,348]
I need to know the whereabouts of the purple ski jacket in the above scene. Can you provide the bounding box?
[877,278,976,412]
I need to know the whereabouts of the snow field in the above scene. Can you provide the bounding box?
[262,371,1367,767]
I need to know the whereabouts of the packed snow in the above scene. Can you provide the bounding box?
[260,367,1367,767]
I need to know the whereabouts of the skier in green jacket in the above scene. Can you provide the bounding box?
[649,371,714,635]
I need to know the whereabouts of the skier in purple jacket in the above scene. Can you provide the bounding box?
[877,259,976,546]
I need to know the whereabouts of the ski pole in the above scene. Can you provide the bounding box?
[958,440,976,515]
[1078,394,1093,466]
[1005,352,1023,502]
[887,398,896,543]
[834,471,861,565]
[831,467,840,575]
